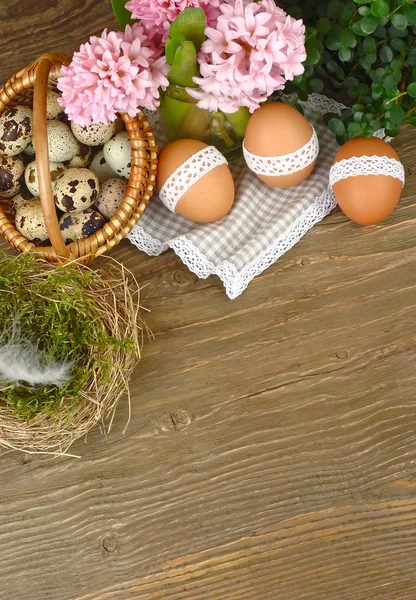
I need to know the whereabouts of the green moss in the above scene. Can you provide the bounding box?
[0,253,135,421]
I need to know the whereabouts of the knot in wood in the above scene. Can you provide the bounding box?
[102,536,118,553]
[173,269,198,286]
[336,350,349,360]
[160,410,192,432]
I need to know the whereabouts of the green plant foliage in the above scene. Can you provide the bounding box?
[0,255,135,421]
[281,0,416,142]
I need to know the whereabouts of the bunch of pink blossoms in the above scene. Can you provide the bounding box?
[125,0,221,45]
[57,25,169,125]
[188,0,307,113]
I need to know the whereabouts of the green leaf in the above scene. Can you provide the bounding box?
[339,47,352,61]
[388,24,409,37]
[328,118,347,136]
[399,3,416,25]
[348,121,363,135]
[407,48,416,65]
[354,111,365,121]
[385,122,401,136]
[353,0,370,4]
[390,104,406,124]
[326,25,344,50]
[327,61,339,73]
[358,6,372,15]
[327,0,344,18]
[165,35,186,65]
[323,111,341,126]
[383,74,397,90]
[167,41,198,86]
[111,0,134,28]
[308,78,325,92]
[390,57,403,71]
[406,116,416,126]
[373,25,387,37]
[304,47,321,66]
[391,14,408,29]
[363,36,376,52]
[352,103,365,113]
[307,38,325,53]
[340,28,356,47]
[361,15,379,33]
[391,37,408,51]
[340,8,355,25]
[380,44,394,63]
[407,82,416,97]
[358,83,370,94]
[317,17,332,33]
[352,21,366,35]
[371,0,389,17]
[346,77,360,88]
[168,7,206,52]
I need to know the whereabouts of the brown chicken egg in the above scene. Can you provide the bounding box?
[243,102,319,188]
[156,139,234,223]
[330,137,404,225]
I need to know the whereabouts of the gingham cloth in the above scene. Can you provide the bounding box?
[128,95,345,299]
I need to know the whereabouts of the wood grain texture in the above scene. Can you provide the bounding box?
[1,3,416,600]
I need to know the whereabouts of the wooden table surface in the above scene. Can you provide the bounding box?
[1,2,416,599]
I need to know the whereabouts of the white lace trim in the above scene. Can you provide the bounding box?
[159,146,228,212]
[330,156,405,187]
[242,126,319,177]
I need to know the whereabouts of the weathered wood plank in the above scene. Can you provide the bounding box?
[0,2,416,599]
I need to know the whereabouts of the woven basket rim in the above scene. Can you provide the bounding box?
[0,52,158,265]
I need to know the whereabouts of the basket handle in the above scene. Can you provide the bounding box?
[33,56,70,259]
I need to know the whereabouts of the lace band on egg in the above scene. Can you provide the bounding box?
[242,125,319,177]
[330,156,405,187]
[159,146,228,213]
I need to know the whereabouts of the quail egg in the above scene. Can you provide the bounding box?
[46,89,67,122]
[23,139,36,157]
[71,121,116,146]
[54,167,99,213]
[59,208,106,243]
[89,150,118,182]
[103,131,132,179]
[67,143,93,168]
[15,200,48,243]
[37,120,79,163]
[0,106,33,156]
[11,188,35,213]
[95,178,127,219]
[25,160,66,198]
[0,154,25,198]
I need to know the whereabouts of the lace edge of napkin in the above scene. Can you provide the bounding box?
[127,185,337,299]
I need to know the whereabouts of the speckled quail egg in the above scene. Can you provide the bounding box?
[89,150,118,182]
[95,178,127,219]
[15,200,48,243]
[0,154,25,198]
[67,143,93,168]
[46,89,67,122]
[25,160,66,198]
[54,167,99,213]
[103,131,132,179]
[0,106,33,156]
[23,139,36,158]
[37,120,79,163]
[71,121,116,146]
[11,188,35,213]
[59,208,106,243]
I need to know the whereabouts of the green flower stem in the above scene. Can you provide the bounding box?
[223,106,251,138]
[210,112,234,147]
[385,92,408,105]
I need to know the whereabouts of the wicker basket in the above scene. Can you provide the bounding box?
[0,52,158,265]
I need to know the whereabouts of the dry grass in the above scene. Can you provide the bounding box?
[0,255,146,457]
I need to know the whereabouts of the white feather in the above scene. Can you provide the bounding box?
[0,328,73,388]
